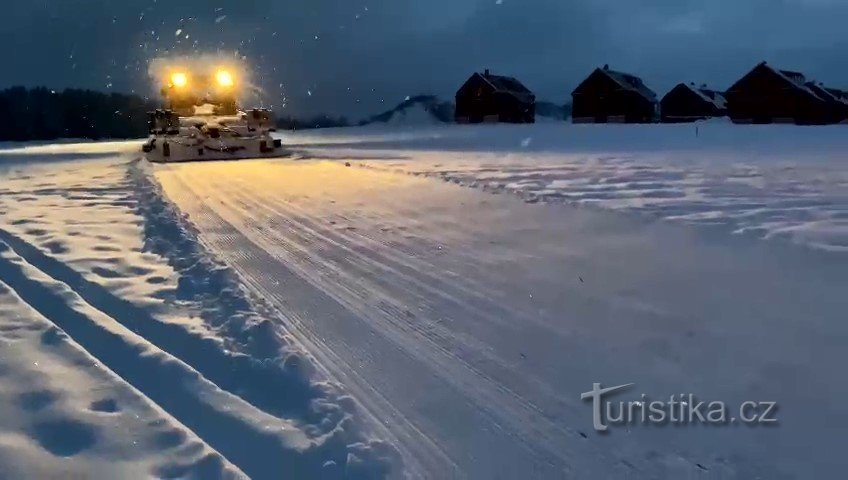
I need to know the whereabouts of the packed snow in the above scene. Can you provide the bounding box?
[0,122,846,479]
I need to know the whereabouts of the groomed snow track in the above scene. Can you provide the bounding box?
[151,157,848,479]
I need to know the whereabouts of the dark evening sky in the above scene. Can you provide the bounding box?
[3,0,848,116]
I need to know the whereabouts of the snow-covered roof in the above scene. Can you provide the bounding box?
[825,87,848,106]
[735,62,824,102]
[728,62,825,101]
[599,67,657,101]
[779,69,806,84]
[682,83,726,109]
[471,71,535,106]
[808,83,848,106]
[478,72,533,97]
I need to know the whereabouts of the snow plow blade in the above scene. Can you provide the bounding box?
[143,109,286,163]
[142,136,285,163]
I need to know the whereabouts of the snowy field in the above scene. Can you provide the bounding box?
[0,123,846,479]
[0,144,396,479]
[286,122,848,252]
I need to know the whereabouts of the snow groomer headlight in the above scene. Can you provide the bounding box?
[169,72,189,89]
[215,69,235,89]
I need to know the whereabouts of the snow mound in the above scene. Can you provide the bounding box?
[361,95,453,126]
[385,103,443,126]
[535,101,569,122]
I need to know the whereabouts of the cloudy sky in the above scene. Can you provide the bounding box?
[3,0,848,117]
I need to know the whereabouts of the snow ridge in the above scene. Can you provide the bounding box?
[127,160,400,479]
[360,95,453,126]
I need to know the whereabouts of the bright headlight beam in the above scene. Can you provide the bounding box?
[171,72,188,88]
[216,70,234,88]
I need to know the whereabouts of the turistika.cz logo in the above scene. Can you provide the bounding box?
[581,383,778,432]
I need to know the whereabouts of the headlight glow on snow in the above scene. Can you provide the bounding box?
[215,70,235,88]
[170,72,189,88]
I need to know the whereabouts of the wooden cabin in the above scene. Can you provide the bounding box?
[455,70,535,124]
[725,62,831,125]
[805,83,848,124]
[660,83,727,123]
[571,65,658,123]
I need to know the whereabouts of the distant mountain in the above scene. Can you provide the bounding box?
[536,101,571,121]
[360,95,455,126]
[279,96,570,130]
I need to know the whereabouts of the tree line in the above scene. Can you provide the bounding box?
[0,86,358,139]
[0,87,157,142]
[0,86,573,141]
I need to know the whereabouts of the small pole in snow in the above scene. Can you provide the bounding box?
[695,125,700,138]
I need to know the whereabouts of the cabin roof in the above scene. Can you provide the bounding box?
[680,83,727,109]
[730,62,823,102]
[779,69,806,83]
[808,83,848,106]
[598,67,657,101]
[477,72,533,96]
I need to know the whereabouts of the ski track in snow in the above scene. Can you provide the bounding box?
[0,146,398,479]
[0,274,244,480]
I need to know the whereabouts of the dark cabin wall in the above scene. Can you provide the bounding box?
[455,74,535,123]
[572,69,656,123]
[572,70,618,119]
[455,74,497,121]
[494,91,535,123]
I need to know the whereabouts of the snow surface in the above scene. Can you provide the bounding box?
[0,146,398,479]
[0,279,242,479]
[0,123,846,479]
[155,150,846,478]
[283,122,848,252]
